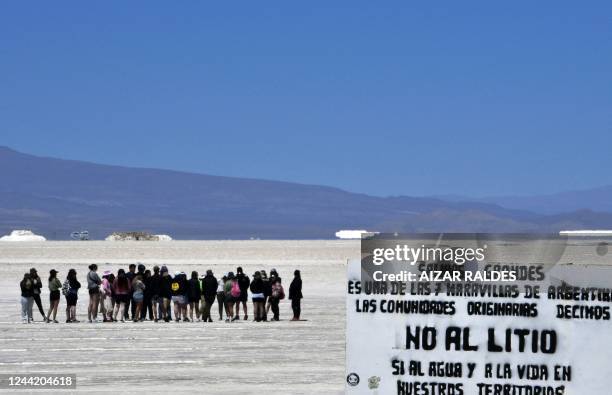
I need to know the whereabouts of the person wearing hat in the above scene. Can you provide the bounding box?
[46,269,62,323]
[29,268,47,322]
[289,270,303,321]
[249,271,265,322]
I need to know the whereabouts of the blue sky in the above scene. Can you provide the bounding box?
[1,2,610,197]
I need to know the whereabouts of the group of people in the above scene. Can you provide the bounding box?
[19,264,303,324]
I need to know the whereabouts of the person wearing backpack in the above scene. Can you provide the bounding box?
[266,269,280,318]
[64,269,81,323]
[87,264,102,323]
[224,272,238,322]
[269,277,285,321]
[234,267,250,321]
[289,270,303,321]
[20,273,34,324]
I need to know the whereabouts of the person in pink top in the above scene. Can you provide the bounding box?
[112,269,131,323]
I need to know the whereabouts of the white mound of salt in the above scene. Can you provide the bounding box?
[0,229,47,242]
[335,229,378,239]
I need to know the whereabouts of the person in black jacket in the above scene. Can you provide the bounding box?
[200,270,217,323]
[235,267,251,320]
[159,266,173,322]
[261,270,271,321]
[171,272,188,322]
[289,270,303,321]
[29,268,47,321]
[187,271,201,321]
[142,269,153,321]
[150,266,162,322]
[249,271,265,322]
[20,273,34,323]
[125,264,136,320]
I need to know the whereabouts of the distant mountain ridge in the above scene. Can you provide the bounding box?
[478,187,612,215]
[1,146,612,239]
[434,186,612,215]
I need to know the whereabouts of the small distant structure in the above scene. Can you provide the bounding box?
[0,229,47,242]
[105,232,173,241]
[335,229,379,239]
[70,230,90,241]
[560,230,612,237]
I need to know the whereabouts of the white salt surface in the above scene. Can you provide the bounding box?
[0,240,358,394]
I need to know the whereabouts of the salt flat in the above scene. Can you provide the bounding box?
[0,240,359,394]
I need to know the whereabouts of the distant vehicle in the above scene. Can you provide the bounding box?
[70,230,90,240]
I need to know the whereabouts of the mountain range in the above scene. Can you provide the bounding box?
[2,146,612,239]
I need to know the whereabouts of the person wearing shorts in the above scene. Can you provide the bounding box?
[64,269,81,323]
[234,267,250,320]
[250,271,265,322]
[132,275,146,322]
[224,272,237,322]
[46,269,62,323]
[112,269,131,322]
[170,272,187,322]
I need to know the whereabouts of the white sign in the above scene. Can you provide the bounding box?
[346,259,612,394]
